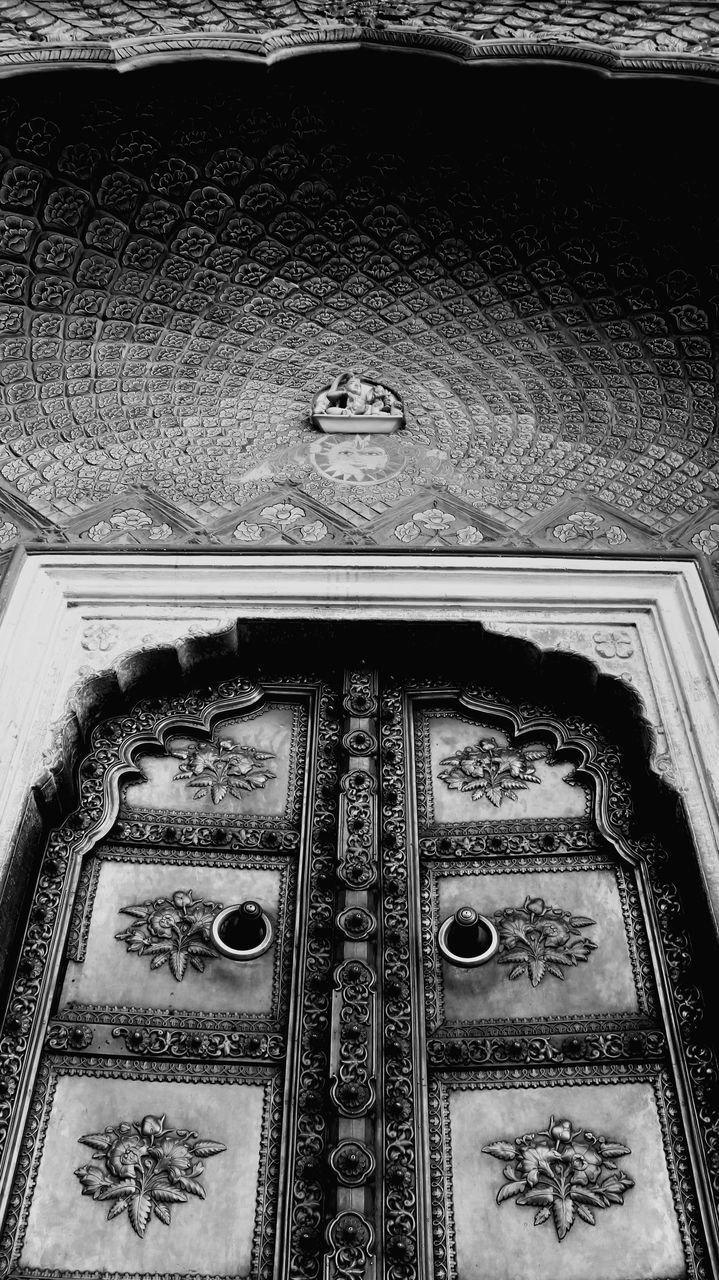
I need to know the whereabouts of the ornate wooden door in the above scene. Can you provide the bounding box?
[0,663,717,1280]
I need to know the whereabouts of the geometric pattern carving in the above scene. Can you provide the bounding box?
[0,53,715,571]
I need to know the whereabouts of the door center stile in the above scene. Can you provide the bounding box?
[325,670,379,1280]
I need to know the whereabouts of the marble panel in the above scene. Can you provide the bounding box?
[59,857,288,1020]
[440,1076,687,1280]
[416,713,588,825]
[122,703,302,823]
[17,1064,275,1278]
[427,862,642,1026]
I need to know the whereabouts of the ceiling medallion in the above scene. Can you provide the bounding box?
[311,373,404,435]
[310,432,406,486]
[482,1117,634,1241]
[75,1113,226,1238]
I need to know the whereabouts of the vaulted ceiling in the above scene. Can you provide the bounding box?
[0,48,716,561]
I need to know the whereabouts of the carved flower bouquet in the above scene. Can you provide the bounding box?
[438,737,544,808]
[115,888,223,981]
[171,738,275,805]
[494,895,597,987]
[483,1116,634,1241]
[75,1113,226,1237]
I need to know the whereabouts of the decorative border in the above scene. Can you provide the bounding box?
[0,29,717,85]
[1,1054,282,1280]
[421,851,656,1034]
[379,678,420,1278]
[118,701,307,835]
[58,845,294,1032]
[428,1062,706,1280]
[414,706,591,830]
[418,820,600,859]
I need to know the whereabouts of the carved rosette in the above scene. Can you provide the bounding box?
[330,960,376,1117]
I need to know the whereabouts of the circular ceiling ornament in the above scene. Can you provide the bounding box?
[309,433,406,486]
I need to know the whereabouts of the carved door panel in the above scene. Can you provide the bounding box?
[1,664,718,1280]
[0,676,340,1280]
[377,679,719,1280]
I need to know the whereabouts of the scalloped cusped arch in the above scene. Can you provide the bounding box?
[0,57,715,560]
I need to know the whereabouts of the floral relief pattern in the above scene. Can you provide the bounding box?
[233,504,329,544]
[171,738,276,804]
[115,888,223,981]
[482,1116,634,1241]
[394,509,485,545]
[87,508,172,543]
[494,896,597,987]
[691,523,719,556]
[552,511,627,545]
[438,737,544,807]
[75,1113,226,1238]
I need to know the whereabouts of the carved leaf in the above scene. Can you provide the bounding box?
[169,948,187,981]
[153,1203,172,1226]
[575,1204,596,1225]
[192,1141,228,1158]
[150,951,170,968]
[171,1176,206,1199]
[77,1133,112,1151]
[599,1143,632,1158]
[534,1207,551,1225]
[529,957,546,986]
[570,916,596,928]
[128,1192,152,1238]
[119,906,152,919]
[552,1194,574,1240]
[545,963,566,979]
[517,1188,554,1207]
[152,1187,189,1203]
[188,955,205,971]
[481,1141,516,1160]
[497,1181,526,1203]
[485,786,504,806]
[106,1199,130,1221]
[97,1182,136,1199]
[210,781,228,803]
[508,965,527,980]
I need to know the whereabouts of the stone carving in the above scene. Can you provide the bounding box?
[482,1116,634,1241]
[311,434,405,485]
[494,896,597,987]
[74,1112,226,1238]
[438,737,544,807]
[115,889,223,981]
[171,739,276,804]
[313,373,403,421]
[552,512,628,545]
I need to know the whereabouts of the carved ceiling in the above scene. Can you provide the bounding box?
[0,57,716,561]
[0,2,718,79]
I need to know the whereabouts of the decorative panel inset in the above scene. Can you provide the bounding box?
[5,1056,281,1280]
[415,711,589,826]
[122,703,306,830]
[422,856,652,1031]
[430,1069,692,1280]
[59,845,294,1034]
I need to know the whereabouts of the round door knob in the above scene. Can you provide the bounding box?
[437,905,499,968]
[211,900,273,961]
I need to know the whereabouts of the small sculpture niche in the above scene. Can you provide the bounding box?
[312,372,404,434]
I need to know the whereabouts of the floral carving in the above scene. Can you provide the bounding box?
[171,738,276,804]
[115,888,223,981]
[494,896,597,986]
[438,737,544,807]
[75,1113,226,1238]
[552,512,628,545]
[482,1116,634,1241]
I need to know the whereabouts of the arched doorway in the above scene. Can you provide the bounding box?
[0,621,716,1279]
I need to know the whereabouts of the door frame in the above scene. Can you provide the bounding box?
[1,548,718,959]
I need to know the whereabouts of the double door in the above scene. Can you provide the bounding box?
[0,665,715,1280]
